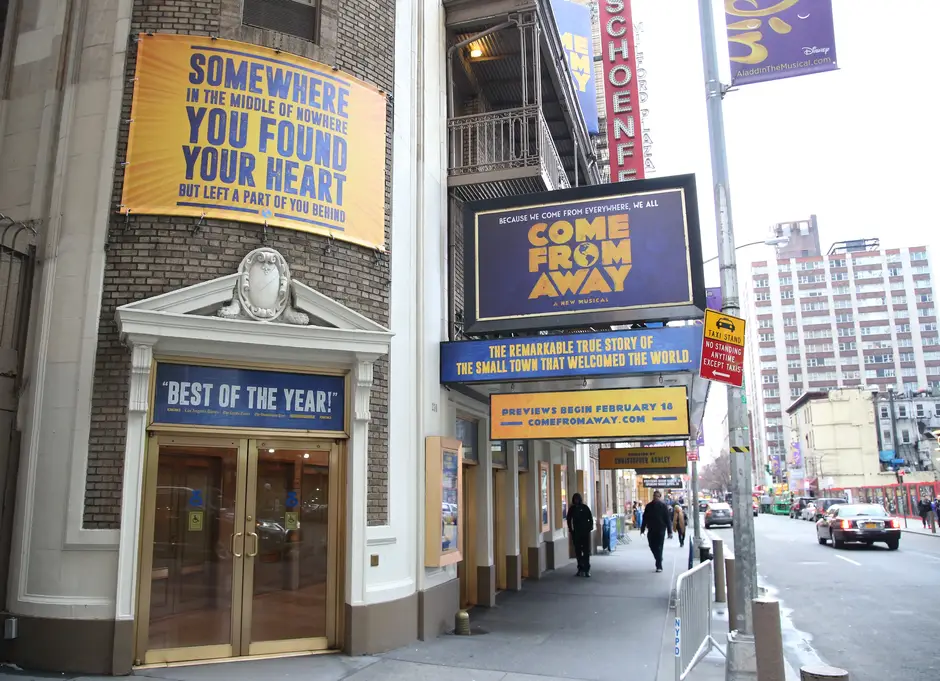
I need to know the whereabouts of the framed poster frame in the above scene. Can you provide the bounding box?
[425,437,464,567]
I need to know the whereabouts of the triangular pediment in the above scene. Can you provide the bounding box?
[117,272,387,334]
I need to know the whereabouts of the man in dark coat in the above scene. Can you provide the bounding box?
[641,491,673,573]
[566,492,594,577]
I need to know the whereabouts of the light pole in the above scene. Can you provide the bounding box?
[702,237,789,265]
[696,0,759,675]
[692,237,787,560]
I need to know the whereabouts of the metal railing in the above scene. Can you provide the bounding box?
[675,559,724,681]
[447,105,569,190]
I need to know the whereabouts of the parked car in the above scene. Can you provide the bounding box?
[704,502,733,529]
[816,503,901,550]
[800,502,817,521]
[809,497,848,520]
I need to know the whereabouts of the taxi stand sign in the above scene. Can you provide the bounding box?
[699,308,746,388]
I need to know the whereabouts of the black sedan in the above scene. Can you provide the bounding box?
[816,503,901,550]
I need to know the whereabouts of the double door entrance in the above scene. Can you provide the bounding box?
[135,435,344,665]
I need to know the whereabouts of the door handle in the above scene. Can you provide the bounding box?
[247,531,259,557]
[231,532,243,558]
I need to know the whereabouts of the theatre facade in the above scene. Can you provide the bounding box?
[0,0,709,676]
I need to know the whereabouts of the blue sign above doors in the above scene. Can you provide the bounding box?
[152,363,346,433]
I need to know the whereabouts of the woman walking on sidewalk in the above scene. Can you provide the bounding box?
[673,502,687,548]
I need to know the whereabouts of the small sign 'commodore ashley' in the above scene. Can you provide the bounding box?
[699,308,746,388]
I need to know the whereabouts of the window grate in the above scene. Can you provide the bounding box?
[243,0,319,43]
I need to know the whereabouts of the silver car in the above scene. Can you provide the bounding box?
[704,502,733,529]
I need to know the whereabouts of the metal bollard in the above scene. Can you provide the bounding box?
[713,538,726,603]
[753,598,786,681]
[800,664,849,680]
[725,556,737,633]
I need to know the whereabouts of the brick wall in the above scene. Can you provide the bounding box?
[84,0,395,528]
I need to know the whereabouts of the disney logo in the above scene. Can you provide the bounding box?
[802,46,830,56]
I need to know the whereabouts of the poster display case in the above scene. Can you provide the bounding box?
[425,437,464,567]
[539,461,551,532]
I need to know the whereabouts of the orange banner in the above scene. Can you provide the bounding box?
[122,34,387,249]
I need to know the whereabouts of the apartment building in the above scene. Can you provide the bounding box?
[744,240,938,488]
[875,389,940,472]
[786,389,934,497]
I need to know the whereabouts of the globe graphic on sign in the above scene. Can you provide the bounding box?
[573,242,599,268]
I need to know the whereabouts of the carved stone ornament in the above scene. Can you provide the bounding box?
[218,247,309,325]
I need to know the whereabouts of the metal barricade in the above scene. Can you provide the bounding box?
[674,559,724,681]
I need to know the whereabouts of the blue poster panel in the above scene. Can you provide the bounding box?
[550,0,600,134]
[463,175,705,334]
[441,326,701,384]
[152,363,346,432]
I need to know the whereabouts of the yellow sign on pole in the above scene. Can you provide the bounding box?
[703,308,746,347]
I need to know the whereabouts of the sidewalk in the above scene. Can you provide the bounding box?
[0,535,690,681]
[901,522,940,537]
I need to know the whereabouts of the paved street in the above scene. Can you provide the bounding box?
[709,513,940,681]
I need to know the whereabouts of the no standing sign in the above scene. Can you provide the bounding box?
[699,308,746,388]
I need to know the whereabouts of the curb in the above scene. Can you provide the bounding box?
[901,527,940,537]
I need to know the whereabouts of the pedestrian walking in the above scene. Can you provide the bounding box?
[930,498,939,534]
[673,501,687,548]
[566,492,594,577]
[640,490,672,573]
[634,501,643,530]
[918,498,930,528]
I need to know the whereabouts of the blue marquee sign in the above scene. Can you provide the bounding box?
[152,363,346,433]
[441,326,702,384]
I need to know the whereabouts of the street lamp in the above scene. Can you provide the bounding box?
[702,237,789,265]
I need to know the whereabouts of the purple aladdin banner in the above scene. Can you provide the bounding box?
[789,441,802,468]
[705,287,722,311]
[726,0,838,86]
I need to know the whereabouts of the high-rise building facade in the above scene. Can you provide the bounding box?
[744,242,938,491]
[771,215,822,259]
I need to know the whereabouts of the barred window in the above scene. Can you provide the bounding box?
[243,0,320,43]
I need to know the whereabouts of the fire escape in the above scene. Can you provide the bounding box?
[444,0,601,201]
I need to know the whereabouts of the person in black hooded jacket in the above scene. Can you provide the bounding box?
[641,491,673,573]
[566,493,594,577]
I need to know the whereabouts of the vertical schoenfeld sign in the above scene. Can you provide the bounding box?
[598,0,644,181]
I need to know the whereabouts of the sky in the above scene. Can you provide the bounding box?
[626,0,940,463]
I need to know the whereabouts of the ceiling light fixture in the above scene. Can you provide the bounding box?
[469,47,483,58]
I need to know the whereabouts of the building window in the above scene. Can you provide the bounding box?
[781,289,794,299]
[882,430,892,442]
[935,403,940,417]
[916,404,926,418]
[911,251,929,261]
[880,406,889,418]
[243,0,321,42]
[898,405,907,418]
[901,430,911,444]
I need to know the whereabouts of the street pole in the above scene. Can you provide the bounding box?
[691,458,703,556]
[695,0,758,677]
